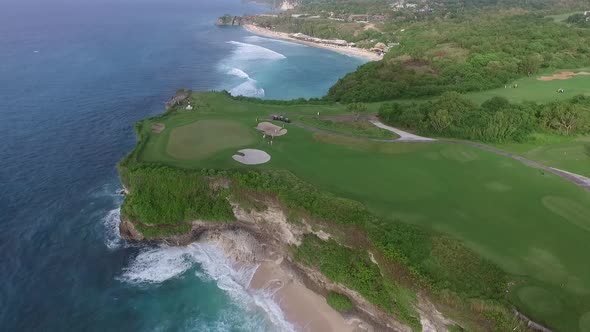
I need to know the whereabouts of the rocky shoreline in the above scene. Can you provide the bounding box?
[119,196,454,331]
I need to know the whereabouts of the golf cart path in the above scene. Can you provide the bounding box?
[368,119,590,192]
[369,120,436,142]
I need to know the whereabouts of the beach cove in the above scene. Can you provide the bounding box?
[243,24,383,61]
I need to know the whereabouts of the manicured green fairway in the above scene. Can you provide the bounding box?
[136,92,590,331]
[496,135,590,177]
[466,68,590,104]
[165,119,255,160]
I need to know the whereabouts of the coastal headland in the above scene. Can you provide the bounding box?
[118,90,590,332]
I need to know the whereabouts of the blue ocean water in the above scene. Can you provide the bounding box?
[0,0,364,331]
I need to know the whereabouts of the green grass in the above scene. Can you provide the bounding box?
[494,134,590,177]
[124,91,590,331]
[296,115,399,139]
[326,292,354,311]
[166,119,255,160]
[545,12,582,23]
[296,234,420,329]
[119,165,235,236]
[465,68,590,104]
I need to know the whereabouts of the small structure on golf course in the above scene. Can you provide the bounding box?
[257,122,287,137]
[232,149,271,165]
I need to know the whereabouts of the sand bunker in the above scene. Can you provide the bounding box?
[537,71,590,81]
[232,149,271,165]
[151,123,165,133]
[257,122,287,136]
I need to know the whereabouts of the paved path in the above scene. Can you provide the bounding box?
[369,120,436,142]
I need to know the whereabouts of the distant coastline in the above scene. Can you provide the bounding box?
[242,24,382,62]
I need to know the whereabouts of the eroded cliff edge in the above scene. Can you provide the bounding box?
[119,189,454,332]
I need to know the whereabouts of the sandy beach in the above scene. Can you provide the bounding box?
[249,261,365,332]
[243,24,382,62]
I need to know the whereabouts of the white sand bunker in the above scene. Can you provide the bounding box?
[232,149,271,165]
[257,122,287,136]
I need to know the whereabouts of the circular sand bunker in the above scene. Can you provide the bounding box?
[232,149,271,165]
[257,122,287,136]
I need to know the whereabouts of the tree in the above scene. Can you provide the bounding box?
[429,110,452,134]
[519,54,543,75]
[550,103,582,135]
[347,103,369,121]
[481,96,511,113]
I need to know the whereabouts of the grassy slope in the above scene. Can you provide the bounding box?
[130,91,590,331]
[465,67,590,104]
[461,68,590,177]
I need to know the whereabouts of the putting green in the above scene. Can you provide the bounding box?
[166,119,255,160]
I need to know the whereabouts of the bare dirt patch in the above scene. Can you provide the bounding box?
[537,71,590,81]
[256,121,287,137]
[151,123,166,133]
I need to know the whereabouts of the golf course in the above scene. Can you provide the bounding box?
[122,90,590,331]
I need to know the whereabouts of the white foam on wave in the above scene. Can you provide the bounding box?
[229,80,265,98]
[227,41,286,61]
[103,208,124,250]
[224,67,265,98]
[227,67,251,79]
[244,35,299,46]
[120,243,295,332]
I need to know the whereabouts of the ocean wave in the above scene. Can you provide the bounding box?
[120,243,295,331]
[229,79,265,98]
[103,208,124,250]
[227,67,250,79]
[244,35,298,46]
[227,41,286,61]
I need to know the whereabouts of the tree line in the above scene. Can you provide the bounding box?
[326,13,590,102]
[378,92,590,142]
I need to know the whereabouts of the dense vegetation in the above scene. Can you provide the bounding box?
[326,291,354,311]
[378,92,590,142]
[566,12,590,27]
[327,13,590,101]
[296,234,420,328]
[119,165,235,237]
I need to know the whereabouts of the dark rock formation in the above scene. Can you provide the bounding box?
[216,15,245,26]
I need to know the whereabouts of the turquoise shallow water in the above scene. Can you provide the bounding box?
[0,0,365,331]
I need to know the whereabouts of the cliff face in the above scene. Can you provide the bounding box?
[119,199,455,332]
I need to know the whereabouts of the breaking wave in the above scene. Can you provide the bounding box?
[227,41,286,61]
[224,67,265,98]
[229,79,265,98]
[227,67,250,79]
[103,208,124,250]
[244,35,298,46]
[119,243,295,332]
